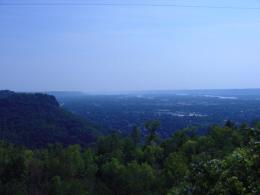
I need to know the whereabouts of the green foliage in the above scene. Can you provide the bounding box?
[145,120,161,145]
[0,123,259,194]
[131,126,141,146]
[164,152,188,186]
[122,162,156,195]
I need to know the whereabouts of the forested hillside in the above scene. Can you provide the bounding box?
[0,90,96,147]
[0,121,259,194]
[0,91,259,194]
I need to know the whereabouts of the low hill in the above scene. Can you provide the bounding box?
[0,90,96,147]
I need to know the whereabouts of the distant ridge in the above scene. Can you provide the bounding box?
[0,90,96,147]
[135,88,260,96]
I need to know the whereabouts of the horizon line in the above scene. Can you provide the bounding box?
[2,87,260,95]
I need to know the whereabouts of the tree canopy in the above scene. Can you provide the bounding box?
[0,122,259,194]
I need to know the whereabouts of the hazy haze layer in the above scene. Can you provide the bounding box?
[1,0,260,92]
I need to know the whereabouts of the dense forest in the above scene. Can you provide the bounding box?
[0,91,259,194]
[0,90,96,147]
[0,121,259,194]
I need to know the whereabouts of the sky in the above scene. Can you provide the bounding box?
[0,0,260,92]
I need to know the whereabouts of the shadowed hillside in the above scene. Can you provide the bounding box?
[0,90,96,147]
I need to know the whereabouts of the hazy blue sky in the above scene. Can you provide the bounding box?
[1,0,260,92]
